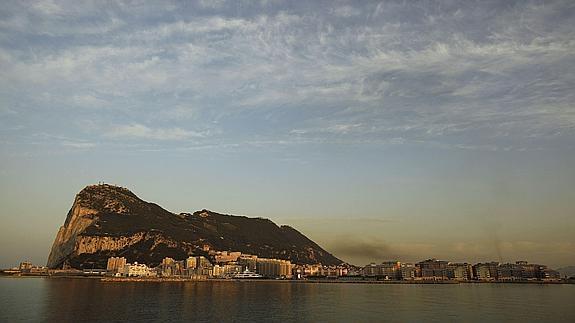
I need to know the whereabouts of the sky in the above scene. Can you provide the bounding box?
[0,0,574,268]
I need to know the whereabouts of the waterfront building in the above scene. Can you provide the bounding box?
[362,263,378,277]
[175,255,214,278]
[123,262,154,277]
[473,262,499,281]
[30,266,49,275]
[237,254,258,272]
[212,264,243,278]
[18,262,33,273]
[417,259,450,280]
[212,264,224,277]
[193,256,214,276]
[159,257,175,276]
[158,257,188,277]
[541,268,561,280]
[474,265,490,280]
[379,261,402,280]
[360,262,406,280]
[255,258,292,278]
[497,263,524,281]
[517,261,548,280]
[400,263,416,280]
[292,264,348,279]
[106,257,127,274]
[320,266,344,278]
[448,263,473,280]
[185,256,197,270]
[496,261,558,281]
[304,264,323,277]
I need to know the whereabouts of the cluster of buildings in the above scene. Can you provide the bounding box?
[106,251,294,279]
[359,259,561,281]
[3,254,562,283]
[105,254,561,282]
[1,261,50,275]
[292,264,351,278]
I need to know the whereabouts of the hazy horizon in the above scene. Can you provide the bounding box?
[1,0,574,269]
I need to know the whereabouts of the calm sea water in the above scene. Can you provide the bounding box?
[1,277,574,322]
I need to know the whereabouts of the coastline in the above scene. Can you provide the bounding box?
[100,277,572,284]
[3,273,573,284]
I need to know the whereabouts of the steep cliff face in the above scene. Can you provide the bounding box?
[47,184,342,269]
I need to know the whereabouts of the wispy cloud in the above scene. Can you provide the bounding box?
[106,124,207,141]
[60,141,96,149]
[0,1,573,151]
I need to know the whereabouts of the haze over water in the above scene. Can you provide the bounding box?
[1,278,574,322]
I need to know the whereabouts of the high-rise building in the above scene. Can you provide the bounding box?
[255,258,292,278]
[185,256,197,270]
[106,257,127,273]
[212,264,243,278]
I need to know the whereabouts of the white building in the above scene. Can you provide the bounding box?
[123,262,154,277]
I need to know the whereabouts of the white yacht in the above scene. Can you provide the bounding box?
[232,269,263,279]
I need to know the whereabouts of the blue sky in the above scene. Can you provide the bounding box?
[1,0,574,268]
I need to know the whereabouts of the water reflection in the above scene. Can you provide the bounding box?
[1,278,571,322]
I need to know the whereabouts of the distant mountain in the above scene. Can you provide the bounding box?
[47,184,342,269]
[556,266,575,278]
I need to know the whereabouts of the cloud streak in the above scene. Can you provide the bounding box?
[106,124,207,141]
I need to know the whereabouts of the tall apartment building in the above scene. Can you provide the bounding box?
[361,262,403,279]
[362,263,378,277]
[417,259,450,280]
[400,263,416,280]
[379,261,402,279]
[185,256,197,270]
[212,264,243,278]
[256,258,292,278]
[448,263,473,280]
[473,262,499,280]
[106,257,127,273]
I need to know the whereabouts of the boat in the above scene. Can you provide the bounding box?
[232,269,263,279]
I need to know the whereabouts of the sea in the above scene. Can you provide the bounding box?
[1,277,574,322]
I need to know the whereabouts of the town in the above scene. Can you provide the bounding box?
[2,248,569,283]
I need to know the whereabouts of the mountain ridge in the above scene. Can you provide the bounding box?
[47,184,342,269]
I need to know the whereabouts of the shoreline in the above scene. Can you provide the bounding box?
[2,274,572,284]
[99,277,572,284]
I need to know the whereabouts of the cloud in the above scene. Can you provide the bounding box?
[291,123,363,135]
[331,6,361,18]
[198,0,227,9]
[60,141,96,149]
[0,1,574,151]
[31,0,64,16]
[105,124,206,141]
